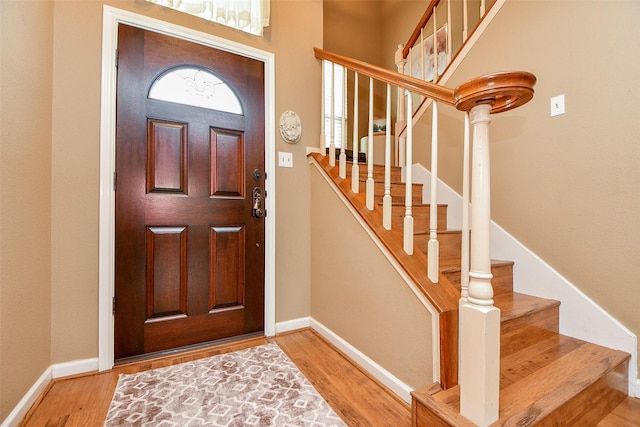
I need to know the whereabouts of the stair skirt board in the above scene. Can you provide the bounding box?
[411,162,638,397]
[309,157,441,382]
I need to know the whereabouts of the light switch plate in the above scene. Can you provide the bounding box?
[278,151,293,168]
[550,94,565,117]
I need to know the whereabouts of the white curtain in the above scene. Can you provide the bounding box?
[147,0,270,36]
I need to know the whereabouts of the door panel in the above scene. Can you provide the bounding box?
[114,24,265,360]
[146,120,188,194]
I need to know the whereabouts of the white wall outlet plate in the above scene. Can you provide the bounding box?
[550,94,565,117]
[278,151,293,168]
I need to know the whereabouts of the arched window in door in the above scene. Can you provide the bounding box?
[149,66,243,114]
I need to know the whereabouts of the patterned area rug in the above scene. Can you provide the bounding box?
[104,343,346,426]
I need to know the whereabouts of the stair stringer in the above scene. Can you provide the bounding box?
[411,161,639,397]
[309,154,442,398]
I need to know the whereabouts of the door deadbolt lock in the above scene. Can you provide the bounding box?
[252,187,265,218]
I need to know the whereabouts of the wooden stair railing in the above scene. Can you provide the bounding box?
[315,47,535,425]
[400,0,501,85]
[395,0,507,157]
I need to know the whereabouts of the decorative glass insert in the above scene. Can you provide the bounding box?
[149,66,243,114]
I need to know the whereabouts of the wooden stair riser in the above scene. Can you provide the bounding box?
[357,164,402,181]
[359,180,422,201]
[442,261,514,297]
[390,204,448,233]
[499,301,559,358]
[414,232,462,265]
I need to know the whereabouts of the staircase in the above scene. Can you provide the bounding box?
[309,153,631,426]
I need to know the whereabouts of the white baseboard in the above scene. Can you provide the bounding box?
[1,357,100,427]
[275,317,311,334]
[309,318,413,404]
[632,377,640,399]
[51,357,99,379]
[1,368,51,427]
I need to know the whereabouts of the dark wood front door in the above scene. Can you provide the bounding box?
[114,24,266,360]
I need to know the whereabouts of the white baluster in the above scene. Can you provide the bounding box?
[447,0,452,65]
[339,66,347,178]
[463,0,469,41]
[329,62,336,167]
[383,84,392,230]
[320,60,326,154]
[432,7,438,82]
[403,90,414,255]
[460,112,470,304]
[420,27,425,81]
[427,101,439,283]
[365,77,375,210]
[351,72,360,193]
[480,0,486,16]
[460,103,500,427]
[395,44,406,168]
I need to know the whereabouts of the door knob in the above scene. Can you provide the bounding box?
[252,187,265,218]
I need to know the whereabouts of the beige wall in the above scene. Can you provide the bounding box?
[0,1,54,419]
[1,0,322,419]
[309,165,432,388]
[412,1,640,372]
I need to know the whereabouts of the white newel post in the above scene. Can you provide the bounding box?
[459,103,500,427]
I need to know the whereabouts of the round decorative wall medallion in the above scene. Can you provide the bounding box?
[279,110,302,144]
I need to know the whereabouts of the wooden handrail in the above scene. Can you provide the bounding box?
[314,48,456,107]
[316,48,536,115]
[402,0,440,59]
[454,71,537,114]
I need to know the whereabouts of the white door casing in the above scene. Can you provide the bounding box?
[99,6,276,371]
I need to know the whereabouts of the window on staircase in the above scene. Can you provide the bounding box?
[323,61,346,149]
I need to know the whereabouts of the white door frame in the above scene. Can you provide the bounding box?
[98,6,276,371]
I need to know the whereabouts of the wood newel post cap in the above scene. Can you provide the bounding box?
[454,71,537,114]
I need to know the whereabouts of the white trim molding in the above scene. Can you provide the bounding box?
[99,6,276,371]
[310,318,413,404]
[0,369,51,427]
[1,358,100,427]
[275,317,311,334]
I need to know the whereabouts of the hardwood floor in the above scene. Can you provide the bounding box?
[18,329,411,427]
[17,327,640,426]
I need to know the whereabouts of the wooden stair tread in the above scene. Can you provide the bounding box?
[497,338,630,424]
[413,335,630,425]
[438,257,512,273]
[494,292,560,322]
[382,202,447,207]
